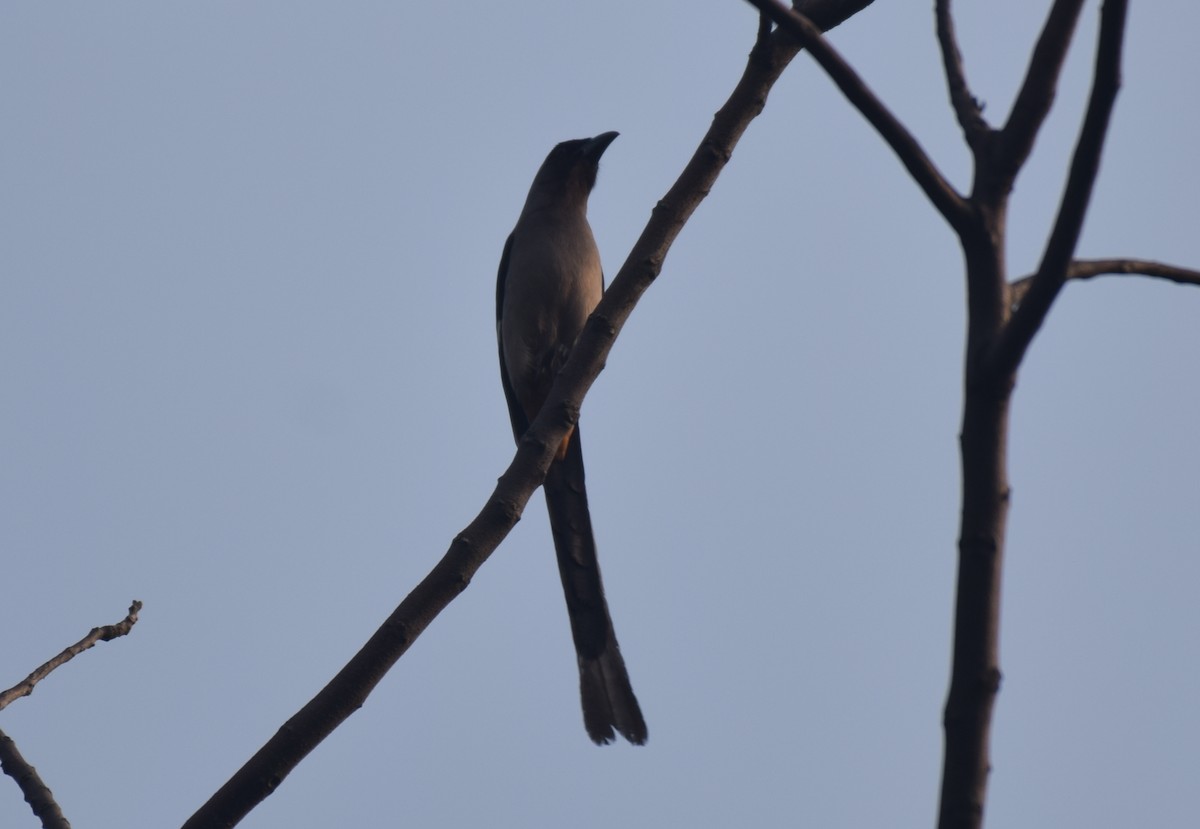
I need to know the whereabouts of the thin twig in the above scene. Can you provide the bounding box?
[0,600,142,712]
[744,0,972,232]
[935,0,989,149]
[1009,258,1200,307]
[992,0,1130,375]
[995,0,1088,188]
[0,728,71,829]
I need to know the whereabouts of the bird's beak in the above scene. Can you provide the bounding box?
[582,131,619,160]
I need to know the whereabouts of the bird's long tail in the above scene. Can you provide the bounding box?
[542,426,647,745]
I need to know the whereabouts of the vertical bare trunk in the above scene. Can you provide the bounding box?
[937,214,1012,829]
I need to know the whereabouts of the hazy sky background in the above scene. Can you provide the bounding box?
[3,3,1197,827]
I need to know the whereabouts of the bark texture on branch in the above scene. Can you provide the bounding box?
[0,728,71,829]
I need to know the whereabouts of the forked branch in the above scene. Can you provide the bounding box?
[995,0,1088,187]
[992,0,1130,376]
[0,728,70,829]
[745,0,972,232]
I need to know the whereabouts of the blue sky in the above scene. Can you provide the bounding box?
[3,3,1198,826]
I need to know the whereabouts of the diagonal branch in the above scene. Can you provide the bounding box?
[181,3,877,826]
[935,0,990,150]
[1010,258,1200,307]
[0,728,70,829]
[994,0,1088,188]
[0,600,142,712]
[745,0,972,232]
[991,0,1130,376]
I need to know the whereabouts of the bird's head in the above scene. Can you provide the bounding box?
[524,131,619,212]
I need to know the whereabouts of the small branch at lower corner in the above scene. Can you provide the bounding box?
[0,600,143,712]
[0,728,71,829]
[1008,258,1200,308]
[995,0,1088,182]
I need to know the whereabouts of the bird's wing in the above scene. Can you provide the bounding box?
[496,231,529,442]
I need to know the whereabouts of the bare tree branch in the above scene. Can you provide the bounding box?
[181,3,877,827]
[991,0,1130,376]
[938,5,1115,825]
[0,601,142,712]
[1065,258,1200,284]
[755,9,772,50]
[0,728,71,829]
[994,0,1087,189]
[1010,258,1200,307]
[937,9,1130,824]
[745,0,971,231]
[0,604,139,827]
[935,0,989,149]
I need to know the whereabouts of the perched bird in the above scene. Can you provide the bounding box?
[496,131,647,745]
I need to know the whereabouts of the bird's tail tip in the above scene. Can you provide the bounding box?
[579,648,647,746]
